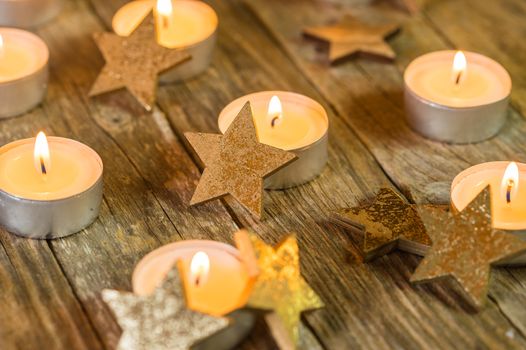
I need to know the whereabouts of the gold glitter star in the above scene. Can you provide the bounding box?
[246,233,324,347]
[90,15,190,111]
[102,267,228,350]
[411,186,526,308]
[331,188,433,260]
[185,102,297,218]
[303,16,399,63]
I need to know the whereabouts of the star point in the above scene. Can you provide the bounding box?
[411,186,526,308]
[90,15,191,111]
[304,16,399,63]
[185,102,297,218]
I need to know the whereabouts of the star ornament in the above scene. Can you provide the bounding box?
[331,188,433,260]
[303,16,399,63]
[185,102,297,218]
[102,267,228,350]
[246,233,324,348]
[90,16,190,111]
[411,186,526,308]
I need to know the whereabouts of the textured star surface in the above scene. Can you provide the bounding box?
[102,268,228,350]
[411,186,526,308]
[331,188,432,260]
[246,233,324,346]
[185,102,297,218]
[303,16,399,63]
[90,15,190,111]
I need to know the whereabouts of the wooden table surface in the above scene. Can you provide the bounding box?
[2,0,526,349]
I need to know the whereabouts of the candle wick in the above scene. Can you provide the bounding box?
[455,71,462,85]
[195,274,200,287]
[506,180,514,204]
[40,156,47,175]
[271,116,280,128]
[162,15,169,29]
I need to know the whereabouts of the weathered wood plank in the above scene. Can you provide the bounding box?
[244,0,526,347]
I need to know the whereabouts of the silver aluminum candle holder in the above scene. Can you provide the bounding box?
[112,0,218,83]
[0,0,62,28]
[218,91,329,190]
[0,137,103,239]
[404,51,511,144]
[450,162,526,266]
[0,28,49,119]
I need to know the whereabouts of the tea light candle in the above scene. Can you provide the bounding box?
[132,231,258,349]
[404,50,511,143]
[112,0,218,82]
[451,161,526,265]
[0,0,61,28]
[0,28,49,119]
[0,133,103,239]
[218,91,329,189]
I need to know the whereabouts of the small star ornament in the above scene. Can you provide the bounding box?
[185,102,297,218]
[246,233,324,348]
[411,186,526,308]
[102,267,228,350]
[90,15,190,111]
[331,188,434,260]
[303,16,399,63]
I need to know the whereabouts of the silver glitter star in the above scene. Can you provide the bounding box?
[102,268,228,350]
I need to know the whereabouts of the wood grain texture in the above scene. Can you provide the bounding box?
[0,0,525,349]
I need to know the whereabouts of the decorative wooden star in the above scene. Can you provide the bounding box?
[185,102,297,218]
[246,233,324,348]
[411,186,526,308]
[331,188,433,260]
[102,267,228,350]
[303,16,399,63]
[90,15,190,111]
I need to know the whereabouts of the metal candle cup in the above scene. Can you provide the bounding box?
[404,51,511,144]
[0,137,103,239]
[132,240,256,350]
[112,0,218,83]
[0,0,61,28]
[218,91,329,190]
[451,162,526,265]
[0,28,49,119]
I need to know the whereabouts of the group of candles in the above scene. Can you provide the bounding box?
[0,0,524,320]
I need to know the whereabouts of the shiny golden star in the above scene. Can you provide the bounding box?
[185,102,297,218]
[331,188,433,260]
[102,267,228,350]
[246,233,324,347]
[90,15,190,111]
[303,16,399,63]
[411,186,526,308]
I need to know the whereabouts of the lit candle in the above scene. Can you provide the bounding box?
[451,162,526,232]
[112,0,218,82]
[0,0,61,28]
[217,91,329,189]
[0,133,103,238]
[132,232,258,317]
[0,28,49,119]
[404,50,511,143]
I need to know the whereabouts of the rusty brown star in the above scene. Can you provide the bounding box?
[411,186,526,308]
[303,16,399,63]
[185,102,297,218]
[246,233,324,348]
[102,267,228,350]
[331,188,433,260]
[90,15,190,111]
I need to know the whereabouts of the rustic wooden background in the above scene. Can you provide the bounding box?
[2,0,526,348]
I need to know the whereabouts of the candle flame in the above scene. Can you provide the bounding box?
[452,51,467,85]
[501,161,519,204]
[34,132,51,176]
[190,251,210,287]
[0,34,4,59]
[267,95,283,128]
[157,0,173,28]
